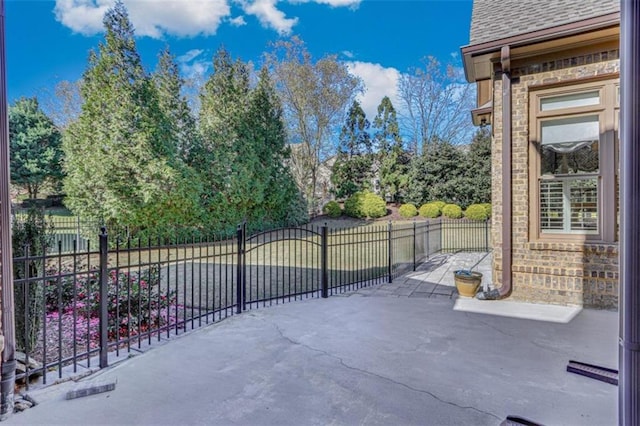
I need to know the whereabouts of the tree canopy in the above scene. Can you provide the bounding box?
[63,1,199,229]
[331,100,373,199]
[9,97,63,199]
[266,37,362,213]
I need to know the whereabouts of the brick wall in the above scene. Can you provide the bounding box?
[491,50,619,309]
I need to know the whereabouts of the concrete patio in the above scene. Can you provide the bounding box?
[6,253,618,425]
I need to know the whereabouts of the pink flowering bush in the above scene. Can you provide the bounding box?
[44,266,177,340]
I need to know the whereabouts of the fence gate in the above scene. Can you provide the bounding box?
[240,224,326,310]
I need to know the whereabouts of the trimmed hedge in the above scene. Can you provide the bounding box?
[399,203,418,218]
[442,203,463,219]
[323,200,342,218]
[464,204,488,221]
[419,203,441,218]
[431,200,446,210]
[344,191,387,219]
[481,203,492,217]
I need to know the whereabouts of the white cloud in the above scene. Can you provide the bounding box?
[290,0,360,7]
[181,60,211,80]
[177,49,205,63]
[240,0,298,35]
[54,0,111,35]
[54,0,231,38]
[54,0,360,38]
[229,15,247,26]
[177,49,210,80]
[341,50,354,59]
[346,61,400,120]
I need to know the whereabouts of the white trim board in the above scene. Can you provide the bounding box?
[453,297,583,323]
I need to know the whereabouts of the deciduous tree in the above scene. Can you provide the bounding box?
[266,37,362,213]
[40,79,83,131]
[399,57,474,154]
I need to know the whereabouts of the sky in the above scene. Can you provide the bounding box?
[5,0,473,120]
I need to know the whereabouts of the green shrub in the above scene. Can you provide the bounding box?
[481,203,492,217]
[431,200,446,210]
[362,192,387,219]
[398,203,418,218]
[442,203,463,219]
[419,203,441,218]
[464,204,488,221]
[12,208,54,352]
[344,192,364,218]
[344,191,387,219]
[322,201,342,218]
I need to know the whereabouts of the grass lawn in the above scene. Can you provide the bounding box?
[29,207,489,276]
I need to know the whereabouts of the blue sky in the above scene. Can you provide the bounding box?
[6,0,473,119]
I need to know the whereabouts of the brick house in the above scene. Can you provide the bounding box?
[461,0,620,308]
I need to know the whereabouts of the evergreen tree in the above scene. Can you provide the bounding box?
[152,47,199,164]
[242,67,307,228]
[372,96,409,204]
[461,127,492,204]
[197,47,254,229]
[63,1,199,229]
[9,97,63,199]
[405,139,467,206]
[331,100,373,199]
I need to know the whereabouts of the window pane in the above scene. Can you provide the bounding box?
[540,91,600,111]
[570,178,598,231]
[540,178,598,233]
[541,115,600,175]
[540,181,564,231]
[541,141,599,175]
[541,115,599,145]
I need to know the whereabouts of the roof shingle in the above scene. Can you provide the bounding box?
[469,0,620,45]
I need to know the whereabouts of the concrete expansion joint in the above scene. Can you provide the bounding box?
[271,324,501,422]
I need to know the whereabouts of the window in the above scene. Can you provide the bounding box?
[530,79,618,242]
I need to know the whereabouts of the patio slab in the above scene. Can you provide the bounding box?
[7,286,618,425]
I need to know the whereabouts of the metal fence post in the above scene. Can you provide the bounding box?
[99,227,108,368]
[236,225,243,314]
[242,221,247,311]
[426,221,430,258]
[485,219,490,252]
[387,222,393,283]
[321,225,328,298]
[413,221,417,271]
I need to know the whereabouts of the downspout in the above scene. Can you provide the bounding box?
[478,45,513,300]
[619,1,640,423]
[0,0,15,419]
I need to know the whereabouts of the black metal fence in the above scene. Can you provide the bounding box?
[13,218,490,386]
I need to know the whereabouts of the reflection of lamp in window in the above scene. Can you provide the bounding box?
[541,115,600,175]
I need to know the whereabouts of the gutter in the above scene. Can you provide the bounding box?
[477,45,512,301]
